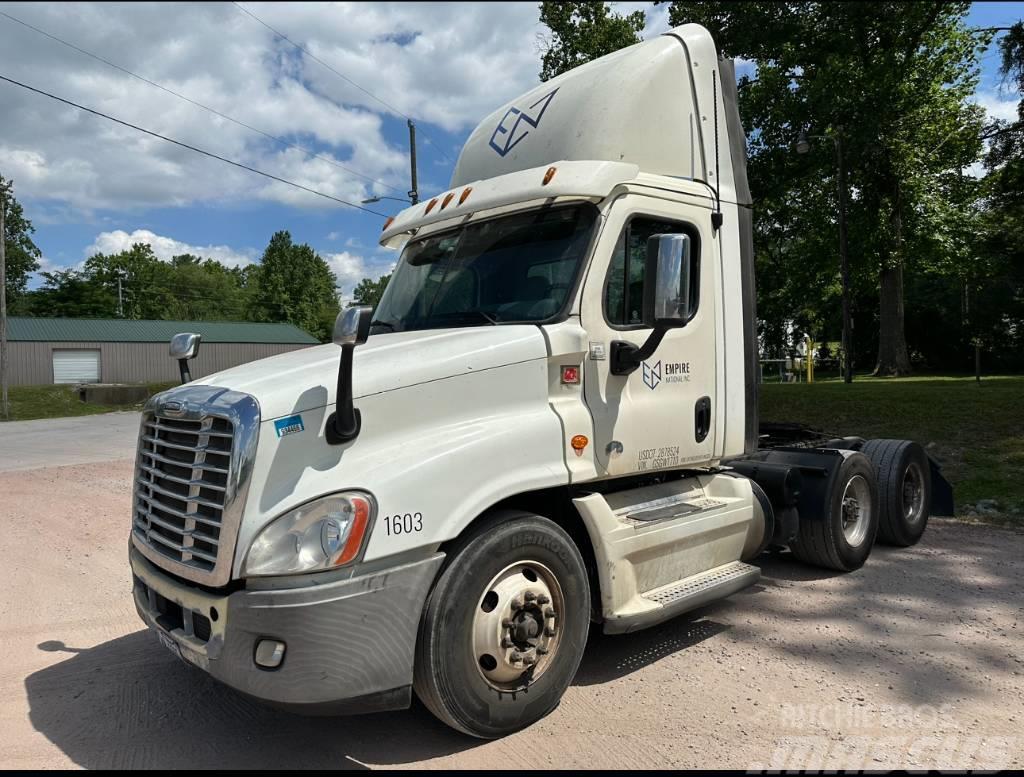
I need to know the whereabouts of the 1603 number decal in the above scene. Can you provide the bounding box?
[384,512,423,536]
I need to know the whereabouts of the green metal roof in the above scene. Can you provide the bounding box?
[6,317,320,345]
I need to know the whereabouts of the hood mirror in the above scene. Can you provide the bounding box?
[327,306,373,445]
[333,305,372,347]
[169,332,202,384]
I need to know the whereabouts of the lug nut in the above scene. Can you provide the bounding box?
[537,594,550,605]
[524,591,537,602]
[537,646,549,655]
[544,608,555,619]
[501,637,513,648]
[501,618,513,627]
[510,651,523,663]
[523,655,537,666]
[511,597,523,610]
[545,626,556,637]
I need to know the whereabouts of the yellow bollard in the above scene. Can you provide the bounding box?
[806,340,815,383]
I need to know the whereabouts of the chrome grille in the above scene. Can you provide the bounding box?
[133,414,234,573]
[131,387,260,587]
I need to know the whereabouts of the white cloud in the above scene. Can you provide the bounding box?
[974,90,1020,124]
[85,229,256,267]
[0,1,548,213]
[323,250,394,291]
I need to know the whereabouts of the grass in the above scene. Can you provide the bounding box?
[760,374,1024,524]
[0,382,176,422]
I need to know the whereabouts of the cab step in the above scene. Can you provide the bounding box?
[606,561,760,634]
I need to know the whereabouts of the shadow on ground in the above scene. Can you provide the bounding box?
[25,608,729,769]
[26,520,1021,767]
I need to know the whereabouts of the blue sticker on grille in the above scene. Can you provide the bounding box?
[274,414,304,438]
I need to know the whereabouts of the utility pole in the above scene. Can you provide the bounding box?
[117,276,124,317]
[407,119,419,205]
[1,182,8,419]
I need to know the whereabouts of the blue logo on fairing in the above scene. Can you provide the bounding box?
[642,360,661,390]
[488,88,559,157]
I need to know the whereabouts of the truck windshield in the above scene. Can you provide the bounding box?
[370,204,597,334]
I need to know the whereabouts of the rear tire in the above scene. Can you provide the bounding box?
[790,452,879,571]
[413,511,590,739]
[861,439,931,546]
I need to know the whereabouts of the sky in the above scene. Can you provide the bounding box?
[0,1,1021,302]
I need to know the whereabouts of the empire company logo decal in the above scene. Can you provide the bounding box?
[642,360,692,391]
[488,88,559,157]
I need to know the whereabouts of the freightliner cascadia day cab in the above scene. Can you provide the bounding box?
[130,24,953,738]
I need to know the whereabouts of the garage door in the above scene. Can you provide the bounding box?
[52,350,101,384]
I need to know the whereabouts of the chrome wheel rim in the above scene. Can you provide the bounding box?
[841,474,872,547]
[902,462,925,525]
[472,561,563,691]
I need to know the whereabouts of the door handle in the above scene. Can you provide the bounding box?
[695,396,711,443]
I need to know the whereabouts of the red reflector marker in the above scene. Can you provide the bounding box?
[561,365,580,384]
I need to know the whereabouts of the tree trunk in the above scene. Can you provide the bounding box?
[874,179,913,376]
[875,262,912,375]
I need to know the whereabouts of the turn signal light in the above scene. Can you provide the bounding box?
[570,435,589,456]
[332,495,371,567]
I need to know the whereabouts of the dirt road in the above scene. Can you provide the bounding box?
[0,457,1021,770]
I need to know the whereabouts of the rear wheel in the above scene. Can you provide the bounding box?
[790,451,879,571]
[413,511,590,738]
[861,439,931,546]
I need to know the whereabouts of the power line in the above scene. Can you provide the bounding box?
[0,9,404,195]
[231,1,454,165]
[0,74,389,217]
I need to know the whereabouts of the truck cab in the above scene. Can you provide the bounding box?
[129,24,946,738]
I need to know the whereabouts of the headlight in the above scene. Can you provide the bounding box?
[243,492,374,576]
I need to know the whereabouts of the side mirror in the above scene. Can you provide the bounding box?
[642,233,692,329]
[169,332,201,384]
[610,234,694,376]
[327,306,373,445]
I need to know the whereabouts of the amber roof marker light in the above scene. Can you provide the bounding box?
[542,166,557,185]
[459,187,473,205]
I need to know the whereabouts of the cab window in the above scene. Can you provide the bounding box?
[605,216,698,327]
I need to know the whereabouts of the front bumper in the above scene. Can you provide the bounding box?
[130,546,444,714]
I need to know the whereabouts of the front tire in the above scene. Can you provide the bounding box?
[413,511,590,738]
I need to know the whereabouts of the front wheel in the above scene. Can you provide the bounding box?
[413,511,590,738]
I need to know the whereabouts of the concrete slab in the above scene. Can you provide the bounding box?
[0,412,140,472]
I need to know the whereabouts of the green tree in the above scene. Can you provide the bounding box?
[352,274,391,308]
[249,231,339,340]
[667,1,988,375]
[538,1,645,82]
[1,175,42,310]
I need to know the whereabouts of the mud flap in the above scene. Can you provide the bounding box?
[928,456,955,516]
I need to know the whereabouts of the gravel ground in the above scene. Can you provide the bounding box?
[0,458,1021,770]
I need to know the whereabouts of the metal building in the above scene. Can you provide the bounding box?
[5,317,320,386]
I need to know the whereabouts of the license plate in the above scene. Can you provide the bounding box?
[158,630,183,661]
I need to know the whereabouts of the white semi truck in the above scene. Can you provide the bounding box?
[129,24,953,738]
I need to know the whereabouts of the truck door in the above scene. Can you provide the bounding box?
[581,194,718,477]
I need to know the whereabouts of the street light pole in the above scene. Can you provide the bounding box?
[796,129,853,383]
[835,129,853,383]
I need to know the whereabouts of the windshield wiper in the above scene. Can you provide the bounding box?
[430,310,500,325]
[370,319,395,331]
